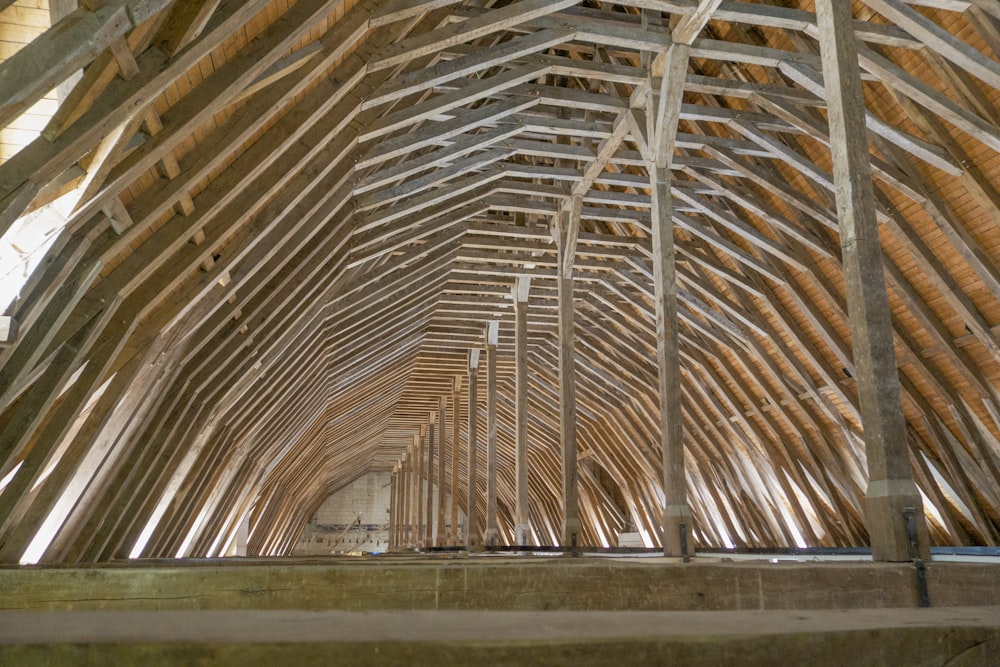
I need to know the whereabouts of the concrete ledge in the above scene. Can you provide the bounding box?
[1,557,998,612]
[1,608,999,666]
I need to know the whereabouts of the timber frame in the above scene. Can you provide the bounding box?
[0,0,998,561]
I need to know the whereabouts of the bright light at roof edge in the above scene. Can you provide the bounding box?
[0,461,22,496]
[0,192,76,315]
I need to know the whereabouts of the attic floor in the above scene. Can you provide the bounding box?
[2,554,998,664]
[1,606,999,666]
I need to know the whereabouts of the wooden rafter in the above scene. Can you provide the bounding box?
[0,0,996,561]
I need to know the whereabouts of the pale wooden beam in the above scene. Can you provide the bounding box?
[369,0,580,71]
[671,0,725,45]
[435,396,446,546]
[483,322,500,546]
[466,349,480,548]
[407,439,416,547]
[365,29,575,108]
[398,462,407,550]
[400,450,410,548]
[816,0,929,561]
[0,1,145,131]
[415,429,425,548]
[0,0,274,234]
[556,203,582,548]
[647,41,695,558]
[855,41,1000,154]
[449,375,461,546]
[513,276,531,546]
[395,455,403,548]
[388,467,397,550]
[372,0,464,27]
[425,413,436,547]
[862,0,1000,90]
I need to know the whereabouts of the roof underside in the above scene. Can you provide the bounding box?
[0,0,998,561]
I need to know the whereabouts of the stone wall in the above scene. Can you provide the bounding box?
[293,472,390,555]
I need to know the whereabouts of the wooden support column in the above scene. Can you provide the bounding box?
[556,199,582,548]
[425,416,436,548]
[514,276,532,546]
[395,464,404,550]
[652,165,691,557]
[648,43,694,558]
[388,467,398,550]
[450,375,462,546]
[415,431,424,549]
[816,0,929,561]
[400,451,410,549]
[436,396,447,547]
[466,350,481,548]
[407,442,417,548]
[484,321,500,547]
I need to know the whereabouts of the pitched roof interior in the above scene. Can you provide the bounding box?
[0,0,998,562]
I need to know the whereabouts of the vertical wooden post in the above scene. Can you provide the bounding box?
[408,441,418,548]
[401,450,410,548]
[514,276,532,546]
[436,397,447,547]
[484,321,500,546]
[388,468,396,550]
[415,430,425,548]
[649,44,694,558]
[652,164,691,557]
[556,199,582,547]
[815,0,929,561]
[466,350,481,548]
[450,375,462,546]
[425,416,435,547]
[394,464,402,550]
